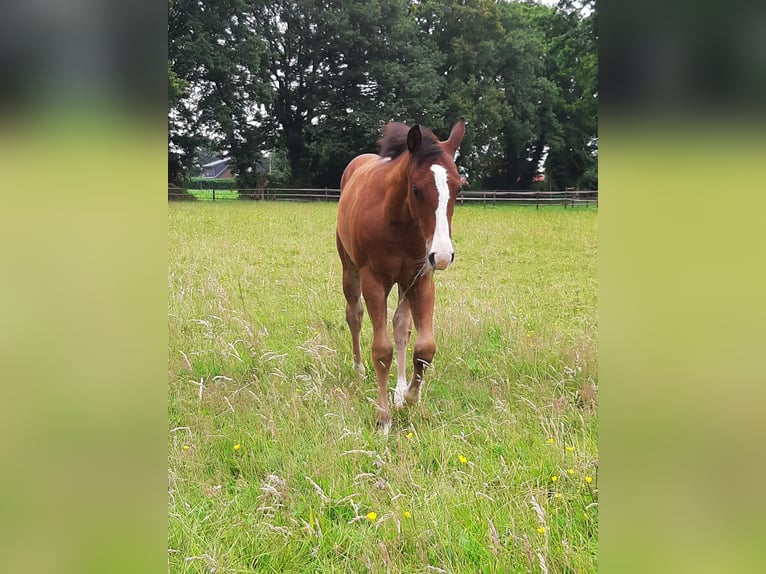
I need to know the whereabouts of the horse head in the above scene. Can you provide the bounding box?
[405,118,466,271]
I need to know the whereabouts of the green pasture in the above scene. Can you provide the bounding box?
[186,189,240,201]
[168,202,597,573]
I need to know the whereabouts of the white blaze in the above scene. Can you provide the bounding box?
[429,165,453,262]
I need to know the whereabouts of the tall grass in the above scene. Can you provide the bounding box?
[168,202,597,573]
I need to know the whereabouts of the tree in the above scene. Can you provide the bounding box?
[413,0,510,186]
[494,0,562,189]
[167,0,597,190]
[168,59,191,184]
[248,0,445,186]
[543,0,598,189]
[411,0,563,189]
[168,0,272,186]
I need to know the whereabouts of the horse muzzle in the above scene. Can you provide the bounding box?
[428,250,455,271]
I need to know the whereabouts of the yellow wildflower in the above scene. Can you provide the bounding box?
[233,444,241,451]
[458,455,468,464]
[545,438,554,444]
[182,445,190,450]
[537,527,546,534]
[566,446,574,452]
[567,468,574,475]
[406,432,414,439]
[554,493,562,499]
[551,475,558,482]
[403,511,412,519]
[585,476,593,484]
[367,512,377,521]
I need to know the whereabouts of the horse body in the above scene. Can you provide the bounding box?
[336,119,466,432]
[337,154,421,284]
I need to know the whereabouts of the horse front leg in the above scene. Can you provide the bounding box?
[405,277,436,406]
[361,271,394,433]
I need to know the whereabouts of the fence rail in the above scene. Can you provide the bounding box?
[169,186,597,207]
[458,189,598,208]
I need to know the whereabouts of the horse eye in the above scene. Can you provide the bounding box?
[412,186,422,199]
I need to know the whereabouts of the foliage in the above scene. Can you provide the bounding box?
[265,148,293,188]
[168,0,273,184]
[168,202,598,572]
[247,0,445,186]
[543,0,598,190]
[168,0,597,189]
[189,177,238,190]
[414,0,549,188]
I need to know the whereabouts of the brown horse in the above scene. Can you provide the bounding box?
[336,118,466,432]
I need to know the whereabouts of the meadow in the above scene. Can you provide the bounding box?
[168,202,597,573]
[186,189,240,201]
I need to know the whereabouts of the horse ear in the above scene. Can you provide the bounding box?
[444,117,466,156]
[407,125,422,153]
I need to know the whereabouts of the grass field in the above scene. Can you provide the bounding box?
[186,189,240,201]
[168,202,597,573]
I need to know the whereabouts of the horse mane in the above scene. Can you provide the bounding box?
[377,122,444,163]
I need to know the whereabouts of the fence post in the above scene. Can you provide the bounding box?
[536,191,539,210]
[493,190,496,207]
[212,188,216,202]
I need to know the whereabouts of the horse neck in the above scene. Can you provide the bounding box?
[383,154,413,223]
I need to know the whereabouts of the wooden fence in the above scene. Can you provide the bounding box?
[169,186,597,208]
[458,189,597,208]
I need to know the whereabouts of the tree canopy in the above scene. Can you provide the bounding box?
[168,0,597,190]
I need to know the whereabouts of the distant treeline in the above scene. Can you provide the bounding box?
[169,0,596,191]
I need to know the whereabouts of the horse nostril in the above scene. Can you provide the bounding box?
[428,252,436,268]
[450,252,455,263]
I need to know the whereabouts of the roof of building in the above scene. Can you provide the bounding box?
[202,158,230,168]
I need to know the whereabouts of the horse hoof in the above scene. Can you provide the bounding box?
[376,417,392,435]
[393,380,408,408]
[352,361,366,377]
[404,389,420,405]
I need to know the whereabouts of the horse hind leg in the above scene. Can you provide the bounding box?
[337,235,365,376]
[345,280,365,377]
[392,288,412,408]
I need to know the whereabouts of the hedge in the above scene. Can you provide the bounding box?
[189,177,237,190]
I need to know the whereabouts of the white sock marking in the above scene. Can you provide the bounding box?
[393,377,408,407]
